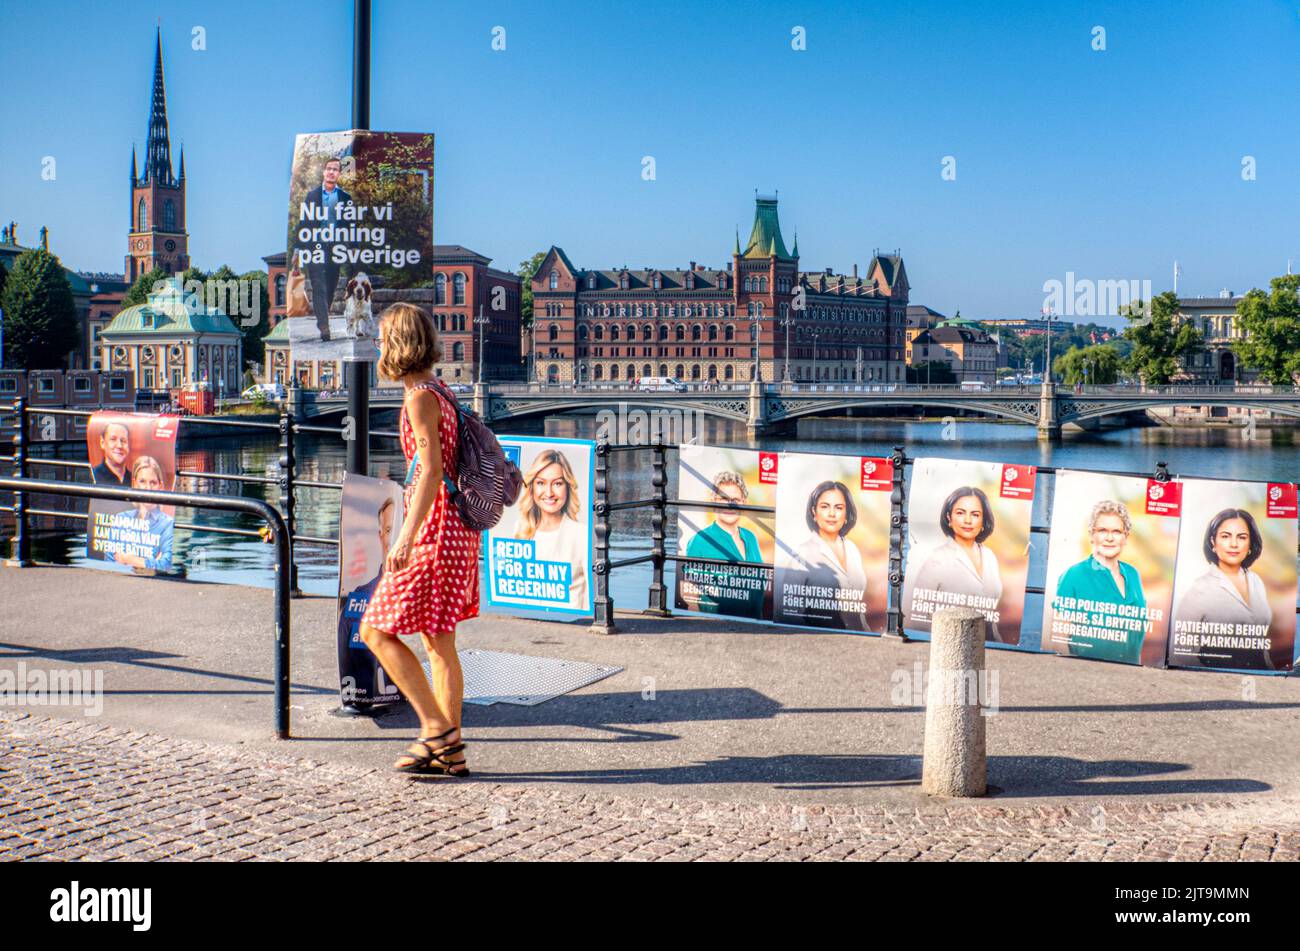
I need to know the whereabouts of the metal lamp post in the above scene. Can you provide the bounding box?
[750,310,762,383]
[344,0,371,479]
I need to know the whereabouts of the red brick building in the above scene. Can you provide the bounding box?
[529,195,908,385]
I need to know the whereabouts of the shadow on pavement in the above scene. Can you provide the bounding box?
[0,640,336,695]
[464,753,1270,798]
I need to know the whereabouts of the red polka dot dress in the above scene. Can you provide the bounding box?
[362,379,480,636]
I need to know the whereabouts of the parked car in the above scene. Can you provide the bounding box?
[637,376,688,392]
[242,382,286,401]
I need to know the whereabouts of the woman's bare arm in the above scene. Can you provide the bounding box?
[387,388,443,573]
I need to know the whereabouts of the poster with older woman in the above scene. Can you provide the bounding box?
[486,436,594,616]
[1041,471,1181,666]
[84,411,180,575]
[901,458,1035,643]
[675,445,775,620]
[771,452,891,633]
[1168,478,1297,672]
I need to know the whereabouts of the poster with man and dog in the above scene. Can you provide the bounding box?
[285,130,435,363]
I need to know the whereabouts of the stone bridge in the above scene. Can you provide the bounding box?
[293,381,1300,438]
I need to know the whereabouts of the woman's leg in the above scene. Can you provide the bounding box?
[360,623,452,740]
[420,627,463,732]
[420,628,467,771]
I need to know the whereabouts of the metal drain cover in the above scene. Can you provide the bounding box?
[423,649,622,706]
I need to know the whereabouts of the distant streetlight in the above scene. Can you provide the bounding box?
[474,306,490,384]
[780,307,796,384]
[750,309,763,382]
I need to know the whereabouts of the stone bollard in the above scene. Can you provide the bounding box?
[921,607,988,797]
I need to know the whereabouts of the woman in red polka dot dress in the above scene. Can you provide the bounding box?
[360,303,478,776]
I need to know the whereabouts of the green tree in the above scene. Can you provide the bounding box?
[0,249,79,369]
[236,269,271,367]
[517,251,546,328]
[121,265,172,306]
[906,360,956,384]
[1122,292,1202,384]
[1232,274,1300,384]
[1053,343,1122,384]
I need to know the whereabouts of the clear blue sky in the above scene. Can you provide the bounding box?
[2,0,1298,318]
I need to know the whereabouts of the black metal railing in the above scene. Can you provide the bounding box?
[0,474,293,738]
[0,398,407,597]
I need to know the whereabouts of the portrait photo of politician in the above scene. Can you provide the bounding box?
[903,486,1004,637]
[513,449,588,611]
[1055,500,1146,663]
[684,470,764,616]
[1172,508,1273,667]
[108,455,174,572]
[338,496,396,653]
[782,481,868,628]
[91,420,131,486]
[297,156,353,342]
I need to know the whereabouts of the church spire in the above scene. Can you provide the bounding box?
[130,144,138,184]
[179,145,185,180]
[143,27,174,185]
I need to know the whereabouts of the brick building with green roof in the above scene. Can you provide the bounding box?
[530,195,908,385]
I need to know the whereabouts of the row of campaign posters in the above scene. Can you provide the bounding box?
[675,446,1299,673]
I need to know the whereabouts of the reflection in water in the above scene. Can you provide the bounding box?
[20,413,1300,632]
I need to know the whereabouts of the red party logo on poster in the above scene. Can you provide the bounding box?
[1144,479,1182,516]
[998,464,1036,500]
[1267,482,1298,518]
[153,415,179,442]
[758,452,778,485]
[860,456,893,491]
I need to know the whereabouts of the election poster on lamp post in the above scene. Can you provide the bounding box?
[485,437,595,616]
[900,457,1035,644]
[1167,478,1297,672]
[1041,471,1181,666]
[285,130,435,363]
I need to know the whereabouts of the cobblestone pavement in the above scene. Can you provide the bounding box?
[3,711,1298,861]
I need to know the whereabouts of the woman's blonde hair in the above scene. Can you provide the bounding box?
[515,450,580,540]
[131,455,164,486]
[377,302,442,381]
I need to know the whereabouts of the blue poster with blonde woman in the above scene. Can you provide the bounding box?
[486,436,595,616]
